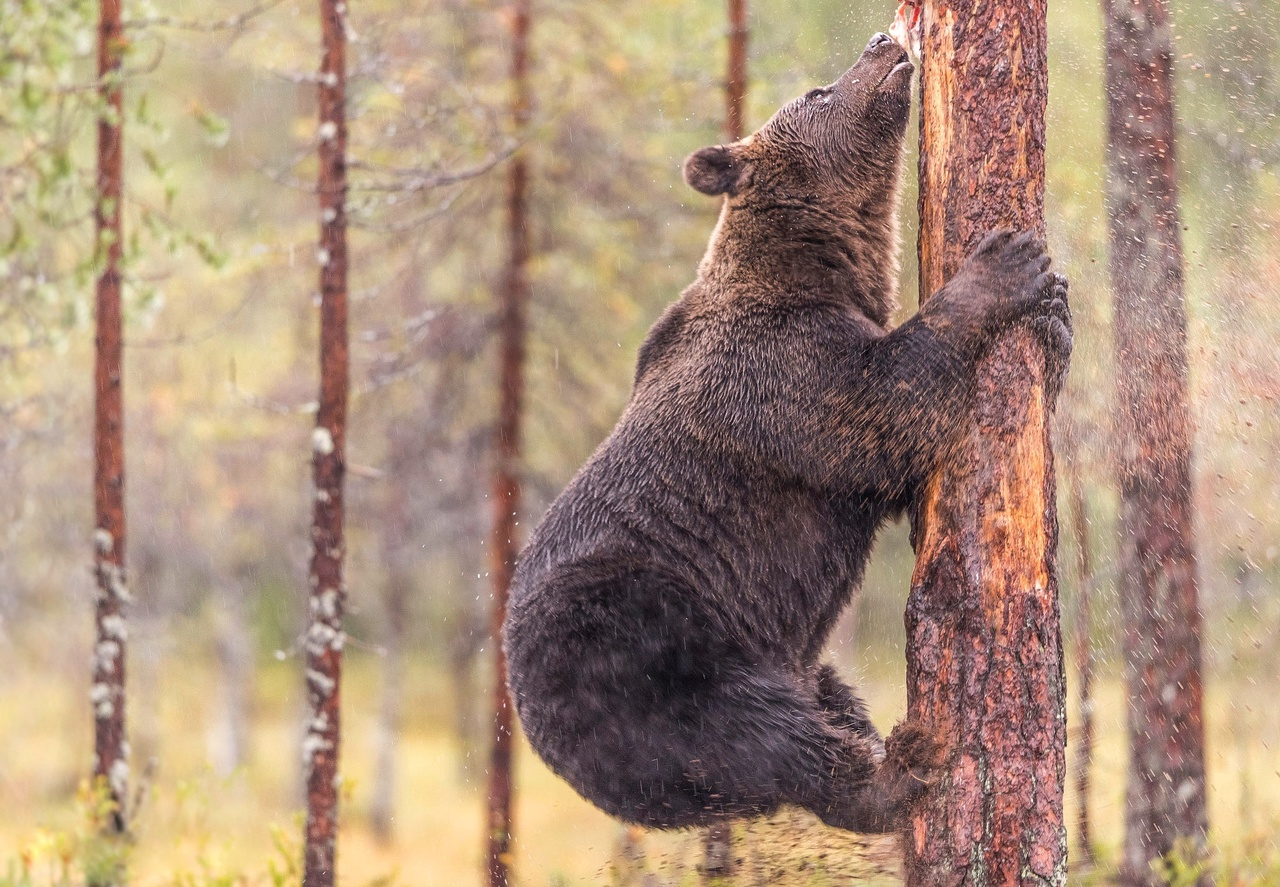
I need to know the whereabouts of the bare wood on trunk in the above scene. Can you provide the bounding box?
[903,3,1067,886]
[302,0,350,883]
[486,2,531,885]
[1102,2,1208,883]
[703,2,748,877]
[92,0,129,843]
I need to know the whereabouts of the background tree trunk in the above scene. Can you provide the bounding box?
[211,580,252,777]
[302,0,350,883]
[1102,1,1209,883]
[702,2,747,879]
[903,3,1067,886]
[92,0,129,843]
[370,428,411,845]
[485,2,531,885]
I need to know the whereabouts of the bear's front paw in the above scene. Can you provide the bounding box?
[966,230,1050,302]
[1029,271,1072,407]
[883,719,948,795]
[825,720,947,833]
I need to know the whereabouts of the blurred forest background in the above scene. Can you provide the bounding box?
[2,0,1279,884]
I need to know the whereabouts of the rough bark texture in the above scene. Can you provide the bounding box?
[703,2,747,876]
[903,3,1066,886]
[486,2,530,885]
[1063,419,1096,867]
[1102,1,1208,883]
[302,0,349,883]
[92,0,129,840]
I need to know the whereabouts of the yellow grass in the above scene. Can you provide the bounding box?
[0,641,1276,886]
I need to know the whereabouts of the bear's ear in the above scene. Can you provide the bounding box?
[683,144,753,197]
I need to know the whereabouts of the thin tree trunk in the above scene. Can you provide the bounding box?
[1062,418,1096,867]
[1102,2,1208,883]
[302,0,349,882]
[485,2,531,884]
[370,431,410,844]
[903,3,1066,886]
[724,0,747,142]
[703,2,747,878]
[92,0,129,845]
[212,582,252,776]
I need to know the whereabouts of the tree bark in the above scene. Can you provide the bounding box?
[703,3,747,877]
[302,0,349,883]
[92,0,129,844]
[903,3,1066,886]
[724,0,747,142]
[1102,2,1208,883]
[486,2,531,885]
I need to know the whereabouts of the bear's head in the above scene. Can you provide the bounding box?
[684,33,912,326]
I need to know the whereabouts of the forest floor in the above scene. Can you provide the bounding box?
[0,640,1277,886]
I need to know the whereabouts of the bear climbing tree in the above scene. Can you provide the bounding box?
[902,2,1068,886]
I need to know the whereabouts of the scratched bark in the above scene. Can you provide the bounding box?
[486,2,531,885]
[93,0,129,842]
[904,3,1067,886]
[302,0,349,884]
[1102,1,1208,883]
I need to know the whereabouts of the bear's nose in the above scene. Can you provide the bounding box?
[867,32,894,50]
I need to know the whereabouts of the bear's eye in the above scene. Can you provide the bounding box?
[804,87,833,103]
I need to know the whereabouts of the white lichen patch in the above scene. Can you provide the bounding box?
[317,120,337,142]
[306,621,338,656]
[91,682,115,719]
[108,758,129,798]
[301,731,333,764]
[306,668,336,696]
[95,640,121,674]
[94,528,114,555]
[101,614,128,641]
[312,427,335,455]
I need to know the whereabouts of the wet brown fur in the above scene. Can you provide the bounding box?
[503,33,1071,832]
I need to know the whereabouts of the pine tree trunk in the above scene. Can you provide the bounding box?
[486,2,531,884]
[703,3,747,878]
[92,0,129,846]
[903,3,1067,885]
[1102,2,1208,883]
[302,0,350,883]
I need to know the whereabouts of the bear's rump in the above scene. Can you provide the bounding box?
[506,555,841,827]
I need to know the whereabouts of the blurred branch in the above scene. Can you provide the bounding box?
[125,0,288,32]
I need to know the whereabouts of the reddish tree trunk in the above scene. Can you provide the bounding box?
[724,0,747,142]
[92,0,129,842]
[1102,2,1208,883]
[302,0,349,884]
[703,3,748,877]
[1063,419,1096,866]
[486,2,531,885]
[903,3,1066,886]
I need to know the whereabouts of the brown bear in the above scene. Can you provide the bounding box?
[503,32,1070,832]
